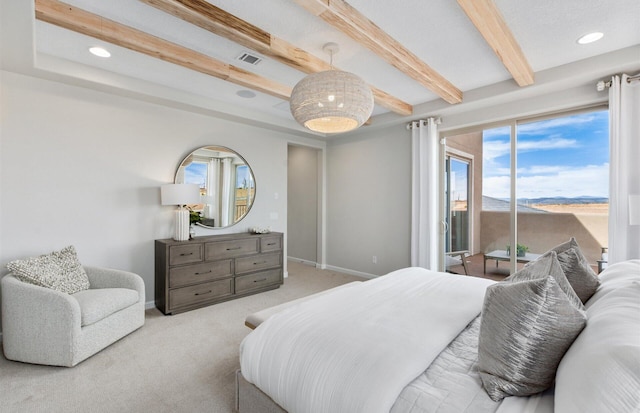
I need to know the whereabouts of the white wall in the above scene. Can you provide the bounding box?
[326,129,412,277]
[0,71,297,306]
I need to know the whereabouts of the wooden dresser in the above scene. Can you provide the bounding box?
[155,232,283,315]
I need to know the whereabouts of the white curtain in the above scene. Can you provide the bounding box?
[410,118,440,270]
[608,74,640,263]
[206,158,220,223]
[220,158,233,227]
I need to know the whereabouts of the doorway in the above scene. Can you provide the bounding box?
[287,145,320,265]
[445,154,472,253]
[445,150,473,252]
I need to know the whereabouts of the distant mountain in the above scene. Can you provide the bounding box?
[517,196,609,205]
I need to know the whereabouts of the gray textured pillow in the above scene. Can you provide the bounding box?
[478,275,587,401]
[506,250,583,310]
[6,245,90,294]
[550,238,600,303]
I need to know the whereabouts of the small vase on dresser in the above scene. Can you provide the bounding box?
[155,232,283,315]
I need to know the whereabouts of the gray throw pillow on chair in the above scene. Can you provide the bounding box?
[6,245,90,294]
[477,275,587,401]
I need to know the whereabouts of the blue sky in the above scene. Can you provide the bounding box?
[482,110,609,199]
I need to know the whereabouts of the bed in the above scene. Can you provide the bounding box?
[237,241,640,413]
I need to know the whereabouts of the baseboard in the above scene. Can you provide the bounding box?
[287,256,318,267]
[323,265,377,280]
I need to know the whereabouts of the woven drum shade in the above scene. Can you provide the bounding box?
[290,70,374,134]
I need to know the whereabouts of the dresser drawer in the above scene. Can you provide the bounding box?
[169,279,233,310]
[169,260,232,288]
[235,269,282,294]
[169,244,203,266]
[261,235,282,252]
[205,238,259,260]
[235,252,282,274]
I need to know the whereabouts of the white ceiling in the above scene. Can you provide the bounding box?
[24,0,640,137]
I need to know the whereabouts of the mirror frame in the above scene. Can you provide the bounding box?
[175,145,256,229]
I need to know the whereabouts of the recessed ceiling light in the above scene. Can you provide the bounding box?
[577,32,604,45]
[236,90,256,99]
[89,46,111,58]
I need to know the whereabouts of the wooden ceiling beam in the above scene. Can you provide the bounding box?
[294,0,463,104]
[457,0,534,86]
[35,0,292,100]
[140,0,413,116]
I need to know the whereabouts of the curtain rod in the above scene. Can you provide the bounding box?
[597,74,640,90]
[406,117,441,130]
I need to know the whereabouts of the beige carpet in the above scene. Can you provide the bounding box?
[0,261,362,413]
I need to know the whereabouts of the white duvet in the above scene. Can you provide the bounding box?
[240,267,496,413]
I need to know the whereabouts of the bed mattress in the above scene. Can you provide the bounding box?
[240,267,496,413]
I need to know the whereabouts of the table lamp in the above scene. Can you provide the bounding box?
[161,184,200,241]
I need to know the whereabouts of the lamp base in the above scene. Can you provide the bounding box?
[173,207,190,241]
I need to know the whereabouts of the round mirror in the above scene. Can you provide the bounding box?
[175,146,256,228]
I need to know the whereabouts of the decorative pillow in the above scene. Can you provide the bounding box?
[477,275,587,401]
[557,248,600,303]
[505,250,583,310]
[6,245,90,294]
[550,237,600,303]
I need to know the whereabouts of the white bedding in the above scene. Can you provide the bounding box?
[240,267,496,413]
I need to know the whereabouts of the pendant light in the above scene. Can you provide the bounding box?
[290,43,374,134]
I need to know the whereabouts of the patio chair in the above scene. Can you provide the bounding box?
[445,250,470,275]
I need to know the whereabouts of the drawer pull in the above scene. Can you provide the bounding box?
[180,252,194,256]
[253,278,267,283]
[195,270,212,275]
[226,247,242,251]
[253,261,268,265]
[267,242,276,246]
[194,290,212,296]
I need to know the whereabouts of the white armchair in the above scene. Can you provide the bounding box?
[1,266,145,367]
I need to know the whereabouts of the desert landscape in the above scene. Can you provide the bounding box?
[531,203,609,215]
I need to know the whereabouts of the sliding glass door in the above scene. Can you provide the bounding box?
[515,111,609,271]
[442,108,609,277]
[445,155,471,253]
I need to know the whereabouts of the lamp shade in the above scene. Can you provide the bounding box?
[290,70,374,134]
[161,184,200,206]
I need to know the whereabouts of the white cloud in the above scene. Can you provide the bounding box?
[482,126,510,139]
[517,114,601,135]
[483,163,609,199]
[483,137,579,164]
[518,137,578,151]
[517,165,568,175]
[483,175,511,199]
[483,139,511,161]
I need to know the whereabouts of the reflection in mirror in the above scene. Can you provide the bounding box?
[175,146,256,229]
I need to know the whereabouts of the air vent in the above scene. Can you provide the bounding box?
[237,52,262,66]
